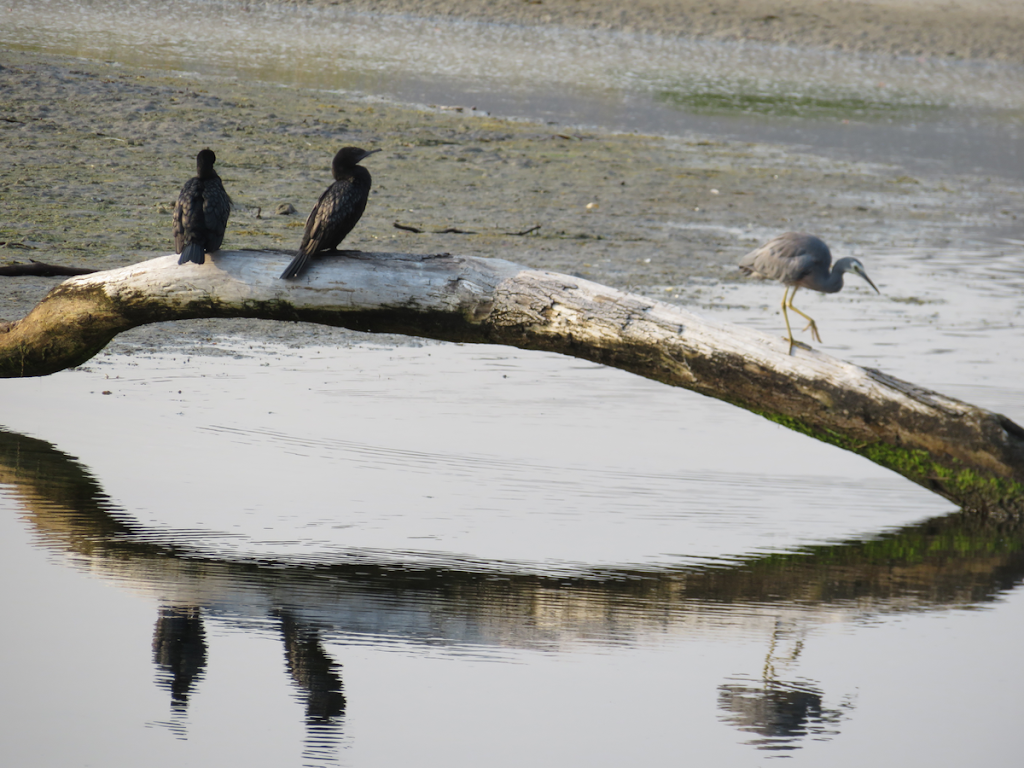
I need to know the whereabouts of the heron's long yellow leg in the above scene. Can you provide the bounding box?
[785,287,823,343]
[780,287,797,354]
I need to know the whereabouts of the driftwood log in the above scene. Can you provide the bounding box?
[2,249,1022,518]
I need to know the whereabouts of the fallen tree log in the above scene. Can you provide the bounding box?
[2,249,1022,517]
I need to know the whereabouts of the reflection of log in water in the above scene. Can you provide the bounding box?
[3,424,1024,647]
[4,424,1024,756]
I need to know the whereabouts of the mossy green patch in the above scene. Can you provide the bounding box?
[653,80,946,121]
[755,409,1024,513]
[740,513,1024,572]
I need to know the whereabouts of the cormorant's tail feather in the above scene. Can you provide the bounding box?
[280,251,310,280]
[177,242,205,265]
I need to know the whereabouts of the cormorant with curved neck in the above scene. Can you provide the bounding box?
[280,147,379,280]
[173,148,231,265]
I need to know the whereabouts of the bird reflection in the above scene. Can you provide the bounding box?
[718,623,853,751]
[152,605,208,736]
[277,610,346,764]
[278,611,347,722]
[148,604,347,753]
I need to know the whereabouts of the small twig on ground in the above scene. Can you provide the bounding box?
[505,225,541,236]
[393,221,423,233]
[393,222,477,235]
[0,260,99,277]
[396,222,539,236]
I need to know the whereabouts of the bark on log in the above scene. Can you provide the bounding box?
[2,249,1022,518]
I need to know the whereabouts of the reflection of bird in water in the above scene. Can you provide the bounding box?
[276,610,346,764]
[280,147,379,280]
[173,149,231,265]
[739,232,879,353]
[718,621,853,752]
[718,677,830,746]
[278,611,346,723]
[152,605,208,733]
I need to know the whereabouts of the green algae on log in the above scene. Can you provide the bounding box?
[2,249,1023,518]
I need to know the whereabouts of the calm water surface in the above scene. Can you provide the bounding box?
[3,1,1024,766]
[3,338,1024,767]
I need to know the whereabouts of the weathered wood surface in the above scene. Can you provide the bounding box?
[2,249,1022,517]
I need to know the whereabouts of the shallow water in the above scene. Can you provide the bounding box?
[3,338,1024,767]
[3,1,1024,765]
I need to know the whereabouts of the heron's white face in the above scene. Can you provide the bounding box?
[848,259,880,293]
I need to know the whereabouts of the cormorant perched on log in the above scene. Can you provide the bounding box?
[280,147,379,280]
[173,149,231,265]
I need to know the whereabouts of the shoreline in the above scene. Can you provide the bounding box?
[291,0,1024,64]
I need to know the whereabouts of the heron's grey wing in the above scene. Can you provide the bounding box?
[782,234,832,286]
[739,237,793,281]
[740,233,822,284]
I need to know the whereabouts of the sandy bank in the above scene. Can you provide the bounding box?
[293,0,1024,64]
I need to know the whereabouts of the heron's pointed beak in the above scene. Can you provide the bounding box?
[862,272,880,294]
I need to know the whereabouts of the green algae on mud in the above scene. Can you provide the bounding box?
[654,84,949,120]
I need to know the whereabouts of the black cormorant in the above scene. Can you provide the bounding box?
[280,147,379,280]
[173,148,231,265]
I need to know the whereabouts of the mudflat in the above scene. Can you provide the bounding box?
[296,0,1024,63]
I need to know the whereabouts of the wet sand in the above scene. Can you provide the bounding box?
[2,0,1023,352]
[299,0,1024,63]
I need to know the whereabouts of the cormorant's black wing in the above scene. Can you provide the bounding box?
[201,178,232,253]
[303,178,369,254]
[282,176,369,280]
[173,177,203,255]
